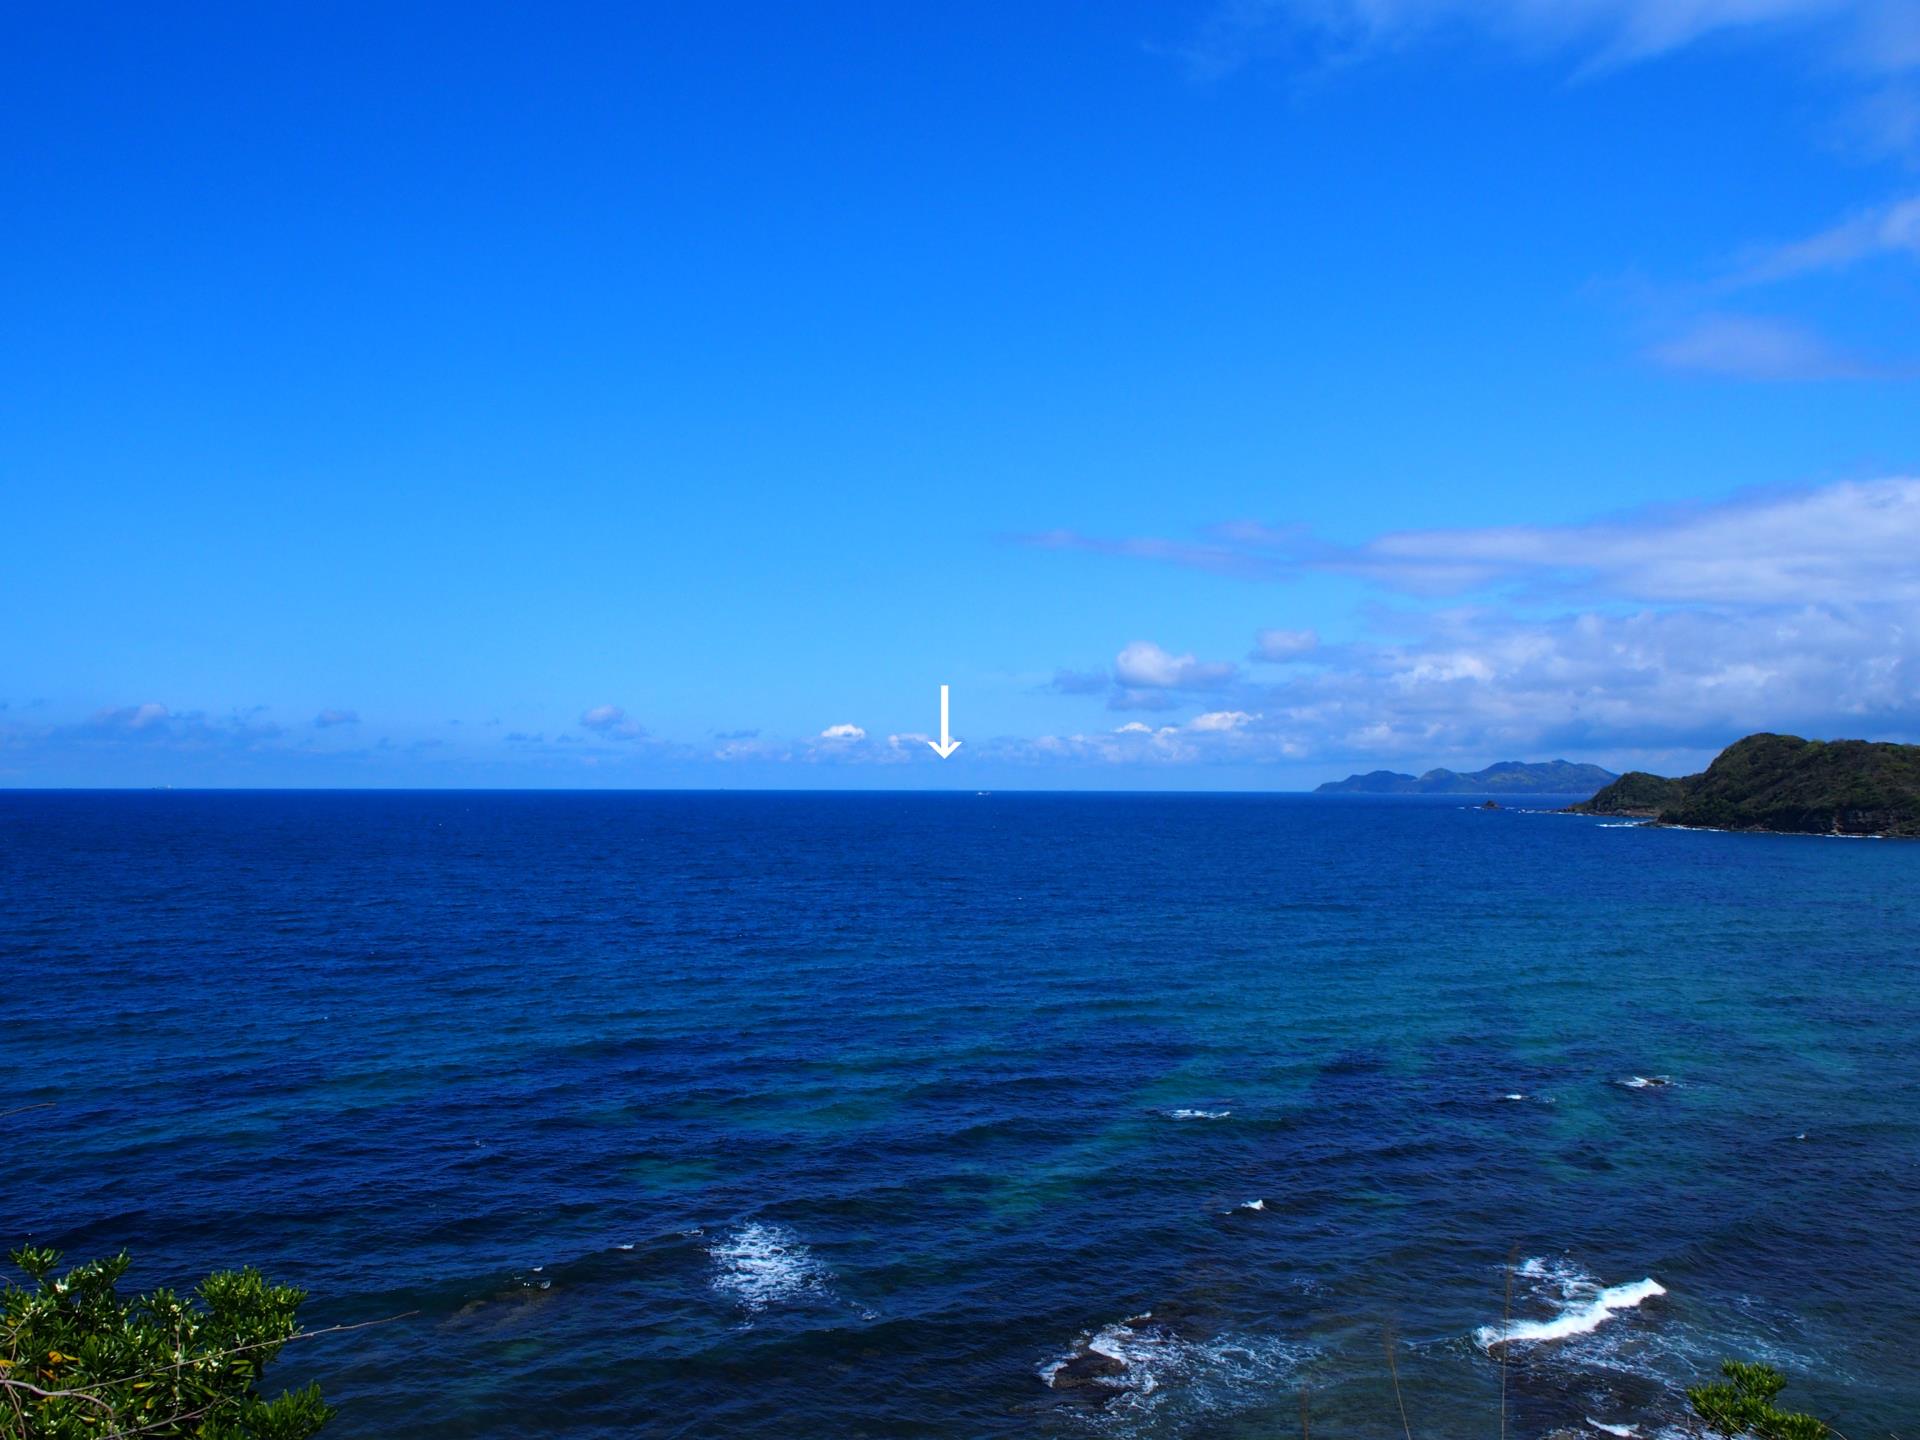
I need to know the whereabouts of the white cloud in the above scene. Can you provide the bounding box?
[1114,640,1239,690]
[1251,628,1320,661]
[1341,477,1920,603]
[1190,0,1896,74]
[1025,478,1920,771]
[1276,602,1917,755]
[1646,313,1878,380]
[1181,0,1920,169]
[580,704,647,740]
[1021,601,1917,770]
[1734,194,1920,283]
[314,707,360,728]
[8,703,287,753]
[1084,640,1247,713]
[709,722,936,765]
[1034,477,1920,607]
[1190,709,1258,731]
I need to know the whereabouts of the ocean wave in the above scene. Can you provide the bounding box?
[708,1221,831,1313]
[1617,1075,1675,1090]
[1041,1310,1309,1428]
[1164,1108,1230,1121]
[1478,1257,1666,1350]
[1587,1419,1637,1436]
[1491,1256,1823,1416]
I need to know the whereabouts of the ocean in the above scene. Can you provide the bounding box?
[2,790,1915,1438]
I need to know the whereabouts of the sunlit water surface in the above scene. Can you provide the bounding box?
[3,791,1915,1438]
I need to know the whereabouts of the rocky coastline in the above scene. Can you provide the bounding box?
[1570,732,1920,837]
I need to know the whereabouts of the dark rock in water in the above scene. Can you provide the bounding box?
[1569,732,1920,836]
[1480,799,1501,810]
[1047,1350,1126,1390]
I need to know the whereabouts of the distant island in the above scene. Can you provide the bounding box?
[1316,759,1618,795]
[1573,733,1920,837]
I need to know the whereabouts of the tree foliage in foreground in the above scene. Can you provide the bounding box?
[1688,1359,1828,1440]
[0,1247,330,1440]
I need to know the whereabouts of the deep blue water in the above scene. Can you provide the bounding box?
[2,791,1916,1439]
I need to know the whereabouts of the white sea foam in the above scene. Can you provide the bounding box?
[1499,1260,1814,1399]
[1618,1075,1674,1090]
[1478,1274,1666,1349]
[1238,1199,1264,1211]
[708,1222,831,1312]
[1166,1108,1230,1121]
[1041,1311,1310,1425]
[1587,1419,1638,1437]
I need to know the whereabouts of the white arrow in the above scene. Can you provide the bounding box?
[926,684,961,758]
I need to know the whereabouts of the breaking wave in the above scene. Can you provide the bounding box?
[708,1222,832,1313]
[1477,1257,1666,1350]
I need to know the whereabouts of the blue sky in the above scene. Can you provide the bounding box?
[4,0,1918,788]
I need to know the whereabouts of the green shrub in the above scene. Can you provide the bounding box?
[1688,1359,1827,1440]
[0,1246,331,1439]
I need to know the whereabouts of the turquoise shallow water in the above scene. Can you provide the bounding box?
[2,790,1916,1438]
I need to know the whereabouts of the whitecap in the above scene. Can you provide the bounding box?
[708,1222,831,1313]
[1618,1075,1674,1090]
[1587,1419,1637,1437]
[1165,1108,1231,1121]
[1478,1276,1666,1349]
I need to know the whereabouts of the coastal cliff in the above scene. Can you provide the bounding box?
[1573,732,1920,836]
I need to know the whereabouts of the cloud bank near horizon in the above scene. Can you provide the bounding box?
[1015,476,1920,768]
[8,477,1916,785]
